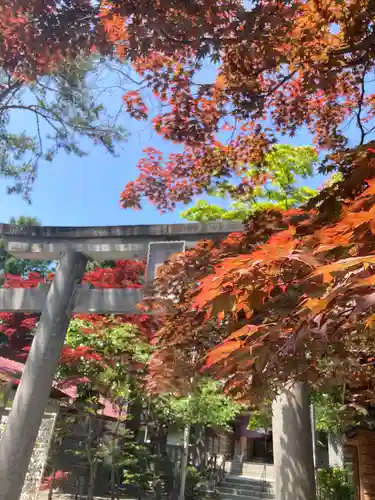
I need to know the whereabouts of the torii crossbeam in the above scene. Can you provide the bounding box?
[0,222,316,500]
[0,222,243,315]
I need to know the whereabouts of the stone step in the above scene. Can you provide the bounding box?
[228,469,271,476]
[205,475,275,500]
[223,476,275,485]
[222,477,274,485]
[219,476,275,500]
[226,467,275,479]
[38,495,133,500]
[235,464,274,470]
[219,493,274,500]
[228,463,274,470]
[220,483,275,492]
[222,483,274,496]
[219,486,274,496]
[227,473,274,481]
[234,462,272,467]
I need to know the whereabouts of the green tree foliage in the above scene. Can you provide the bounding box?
[56,317,153,499]
[317,468,354,500]
[248,402,272,432]
[154,378,243,428]
[57,317,151,400]
[181,145,318,222]
[117,433,152,496]
[56,317,243,499]
[312,391,367,434]
[0,216,52,276]
[60,318,241,432]
[182,467,206,500]
[0,56,126,199]
[247,391,367,435]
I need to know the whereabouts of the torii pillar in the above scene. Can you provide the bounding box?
[0,251,88,500]
[272,381,317,500]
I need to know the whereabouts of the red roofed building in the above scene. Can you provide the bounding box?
[0,356,126,498]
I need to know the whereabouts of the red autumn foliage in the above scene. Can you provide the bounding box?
[145,145,375,406]
[59,345,104,366]
[0,0,111,81]
[11,1,375,212]
[85,0,375,407]
[83,260,145,289]
[8,0,375,409]
[39,470,69,491]
[97,1,375,211]
[0,261,156,361]
[122,91,148,121]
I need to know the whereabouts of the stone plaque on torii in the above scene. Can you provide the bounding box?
[0,222,316,500]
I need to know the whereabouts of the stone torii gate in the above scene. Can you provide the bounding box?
[0,223,316,500]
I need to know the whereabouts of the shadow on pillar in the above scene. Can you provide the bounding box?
[273,382,316,500]
[230,438,245,476]
[229,458,244,476]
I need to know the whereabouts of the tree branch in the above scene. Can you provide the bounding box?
[330,30,375,57]
[0,104,63,135]
[0,78,22,102]
[355,64,368,146]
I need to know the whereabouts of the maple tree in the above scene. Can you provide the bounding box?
[145,145,375,410]
[111,0,375,212]
[8,0,375,462]
[53,316,152,500]
[7,0,375,202]
[0,0,104,80]
[97,0,375,410]
[0,257,158,497]
[47,293,240,500]
[56,316,151,399]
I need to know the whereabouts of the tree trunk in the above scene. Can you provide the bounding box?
[126,396,143,442]
[153,424,166,500]
[310,402,318,476]
[179,423,191,500]
[111,403,127,500]
[87,460,98,500]
[194,424,206,471]
[85,411,99,500]
[110,459,116,500]
[0,251,87,500]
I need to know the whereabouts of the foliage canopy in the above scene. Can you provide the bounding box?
[8,0,375,411]
[181,144,318,221]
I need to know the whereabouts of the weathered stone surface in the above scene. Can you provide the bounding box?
[0,222,243,260]
[328,434,344,468]
[0,287,145,314]
[0,400,58,500]
[146,241,186,281]
[0,222,243,239]
[272,381,316,500]
[0,251,88,500]
[37,495,138,500]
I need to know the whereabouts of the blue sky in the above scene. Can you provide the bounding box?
[0,66,325,228]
